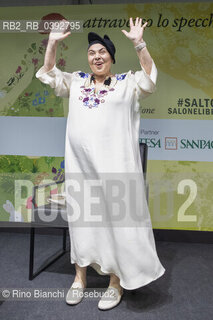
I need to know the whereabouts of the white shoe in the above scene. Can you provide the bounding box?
[66,281,85,305]
[98,286,124,310]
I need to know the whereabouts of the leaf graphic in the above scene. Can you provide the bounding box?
[31,43,36,50]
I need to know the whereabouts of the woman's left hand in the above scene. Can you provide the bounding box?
[121,17,148,46]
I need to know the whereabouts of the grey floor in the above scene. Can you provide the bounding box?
[0,230,212,320]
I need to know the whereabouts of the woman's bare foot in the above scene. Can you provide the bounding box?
[109,273,123,295]
[74,263,87,288]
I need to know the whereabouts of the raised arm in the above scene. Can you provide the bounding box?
[35,20,73,98]
[43,39,58,72]
[121,17,153,76]
[43,19,71,72]
[122,17,158,103]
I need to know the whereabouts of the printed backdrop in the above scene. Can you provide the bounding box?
[0,2,212,230]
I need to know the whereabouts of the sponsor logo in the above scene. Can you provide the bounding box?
[139,138,161,148]
[180,139,213,149]
[165,137,177,150]
[140,137,213,150]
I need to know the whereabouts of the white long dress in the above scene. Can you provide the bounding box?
[36,59,166,290]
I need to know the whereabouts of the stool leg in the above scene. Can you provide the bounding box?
[62,228,67,251]
[29,227,35,280]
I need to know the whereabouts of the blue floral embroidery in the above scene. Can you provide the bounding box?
[116,74,127,80]
[78,72,89,78]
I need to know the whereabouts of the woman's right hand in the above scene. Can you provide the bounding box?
[49,19,71,42]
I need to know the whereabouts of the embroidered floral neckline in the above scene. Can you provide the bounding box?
[77,71,127,109]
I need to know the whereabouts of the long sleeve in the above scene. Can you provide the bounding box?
[35,64,73,98]
[133,59,158,99]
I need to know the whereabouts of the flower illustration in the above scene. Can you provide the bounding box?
[0,90,6,98]
[26,196,34,209]
[50,188,58,196]
[41,38,48,48]
[15,66,22,74]
[32,58,38,66]
[52,167,57,174]
[58,58,66,67]
[52,162,65,182]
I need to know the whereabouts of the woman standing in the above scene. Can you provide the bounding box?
[36,17,165,311]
